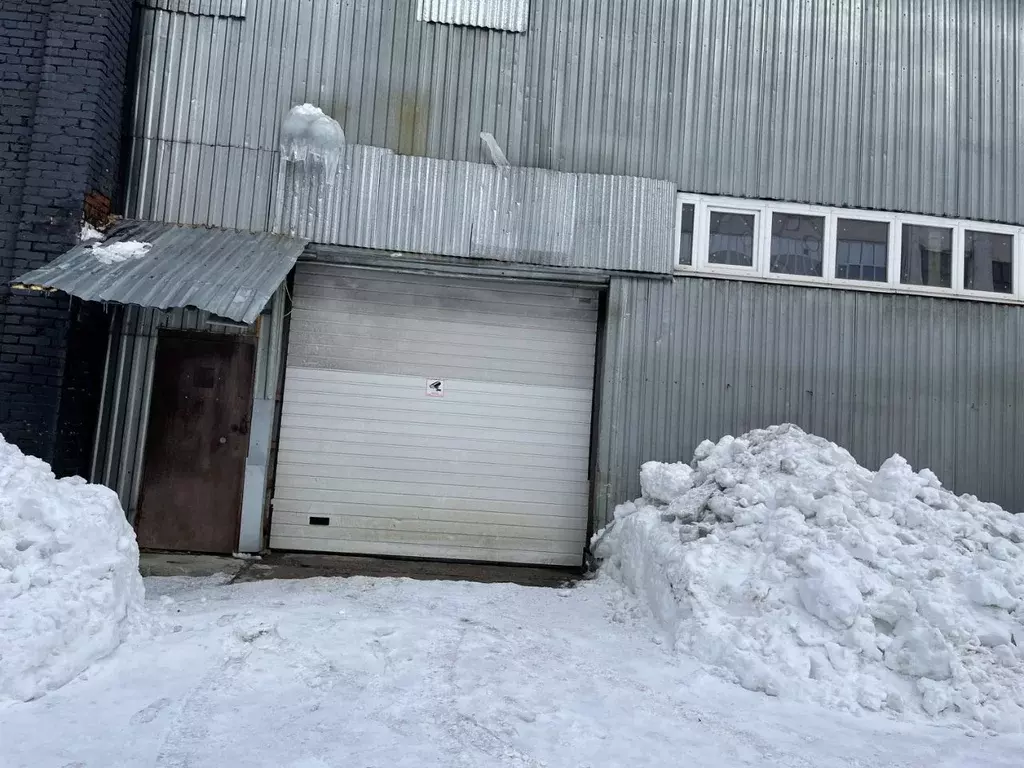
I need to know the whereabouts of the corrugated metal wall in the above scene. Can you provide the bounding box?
[594,276,1024,528]
[417,0,529,33]
[139,0,246,18]
[126,0,1024,229]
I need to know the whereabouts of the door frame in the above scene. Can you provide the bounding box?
[135,328,257,553]
[270,259,608,566]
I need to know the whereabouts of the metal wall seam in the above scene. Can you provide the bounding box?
[127,0,1023,229]
[125,137,276,231]
[594,275,1024,530]
[138,0,247,20]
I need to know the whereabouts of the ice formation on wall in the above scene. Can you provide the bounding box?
[281,104,346,176]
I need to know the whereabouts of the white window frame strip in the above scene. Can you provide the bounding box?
[675,193,1024,305]
[696,201,766,275]
[765,201,831,282]
[959,220,1020,301]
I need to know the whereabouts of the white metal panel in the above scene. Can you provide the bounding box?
[416,0,529,33]
[271,265,599,566]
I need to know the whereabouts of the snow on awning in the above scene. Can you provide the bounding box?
[12,220,308,325]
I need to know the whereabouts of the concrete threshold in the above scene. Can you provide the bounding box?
[139,551,579,589]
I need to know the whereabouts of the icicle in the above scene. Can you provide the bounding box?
[280,104,346,176]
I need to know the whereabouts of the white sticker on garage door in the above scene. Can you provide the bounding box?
[426,378,445,397]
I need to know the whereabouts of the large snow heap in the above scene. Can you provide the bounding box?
[0,434,143,702]
[594,424,1024,732]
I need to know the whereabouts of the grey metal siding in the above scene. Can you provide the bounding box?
[594,275,1024,528]
[417,0,529,32]
[127,0,1024,229]
[139,0,246,18]
[276,154,676,273]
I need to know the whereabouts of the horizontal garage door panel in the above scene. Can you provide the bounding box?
[288,266,597,389]
[278,429,590,464]
[271,526,583,556]
[271,508,587,533]
[290,345,594,383]
[272,514,586,542]
[291,308,597,349]
[272,495,585,521]
[280,414,591,449]
[277,451,588,479]
[282,385,592,432]
[276,466,589,495]
[293,266,597,317]
[279,368,593,408]
[272,266,599,566]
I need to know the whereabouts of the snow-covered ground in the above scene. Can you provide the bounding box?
[4,425,1024,766]
[1,574,1022,768]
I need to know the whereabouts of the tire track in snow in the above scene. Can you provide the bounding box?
[435,618,548,768]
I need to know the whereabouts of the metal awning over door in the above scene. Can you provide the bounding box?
[12,220,308,324]
[271,264,600,566]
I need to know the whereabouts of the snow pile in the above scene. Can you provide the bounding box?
[79,222,104,242]
[281,103,346,173]
[91,240,151,266]
[593,424,1024,732]
[0,434,144,702]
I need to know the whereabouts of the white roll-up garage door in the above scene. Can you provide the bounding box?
[270,264,599,566]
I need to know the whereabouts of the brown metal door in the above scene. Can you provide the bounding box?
[136,331,256,554]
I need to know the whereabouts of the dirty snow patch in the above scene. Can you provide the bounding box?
[0,434,144,702]
[91,240,151,266]
[79,222,104,242]
[593,424,1024,732]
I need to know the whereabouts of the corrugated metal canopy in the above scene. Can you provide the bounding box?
[12,220,307,324]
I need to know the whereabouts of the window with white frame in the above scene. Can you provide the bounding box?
[675,193,1023,303]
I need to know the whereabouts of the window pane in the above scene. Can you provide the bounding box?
[678,203,695,266]
[708,211,755,267]
[770,213,824,276]
[900,224,952,288]
[836,219,888,282]
[964,230,1013,294]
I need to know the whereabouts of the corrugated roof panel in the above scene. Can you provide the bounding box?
[12,221,306,325]
[416,0,529,33]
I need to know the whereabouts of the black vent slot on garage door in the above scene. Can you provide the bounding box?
[309,516,330,526]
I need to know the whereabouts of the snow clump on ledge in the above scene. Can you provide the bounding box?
[281,103,346,174]
[593,424,1024,732]
[0,434,144,702]
[79,222,104,242]
[91,239,151,266]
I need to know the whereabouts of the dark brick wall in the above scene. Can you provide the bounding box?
[0,0,134,475]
